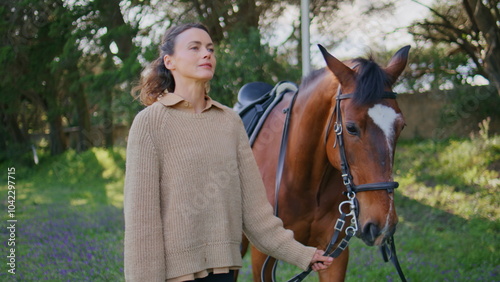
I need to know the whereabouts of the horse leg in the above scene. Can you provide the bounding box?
[318,248,349,282]
[251,246,276,282]
[234,235,250,282]
[241,234,249,257]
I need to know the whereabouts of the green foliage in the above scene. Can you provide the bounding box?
[210,27,301,106]
[1,148,126,208]
[407,0,500,96]
[398,44,476,93]
[1,1,307,156]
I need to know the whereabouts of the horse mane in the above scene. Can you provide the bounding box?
[299,68,326,90]
[351,57,391,106]
[299,57,391,106]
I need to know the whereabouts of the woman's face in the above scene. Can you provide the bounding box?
[163,28,216,83]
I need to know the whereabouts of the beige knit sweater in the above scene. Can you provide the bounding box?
[123,100,316,281]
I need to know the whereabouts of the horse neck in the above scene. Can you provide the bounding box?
[284,74,337,188]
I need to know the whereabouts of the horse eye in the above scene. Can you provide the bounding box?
[346,123,359,135]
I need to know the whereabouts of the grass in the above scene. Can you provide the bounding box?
[0,133,498,281]
[0,148,126,281]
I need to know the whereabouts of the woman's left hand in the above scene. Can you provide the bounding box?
[310,249,334,271]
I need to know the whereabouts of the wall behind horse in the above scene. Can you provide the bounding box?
[397,86,499,140]
[397,92,443,140]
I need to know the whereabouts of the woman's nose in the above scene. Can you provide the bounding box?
[203,48,212,58]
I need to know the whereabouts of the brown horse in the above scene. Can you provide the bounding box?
[242,45,410,281]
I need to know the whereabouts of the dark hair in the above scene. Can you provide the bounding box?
[351,57,391,106]
[134,23,210,106]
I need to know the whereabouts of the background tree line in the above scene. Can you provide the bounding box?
[0,0,498,163]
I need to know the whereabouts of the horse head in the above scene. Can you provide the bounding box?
[319,45,410,246]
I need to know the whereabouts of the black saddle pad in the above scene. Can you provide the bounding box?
[234,81,298,144]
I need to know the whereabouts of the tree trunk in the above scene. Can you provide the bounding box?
[43,84,68,156]
[48,114,67,156]
[464,0,500,95]
[94,0,136,148]
[0,111,31,157]
[103,89,114,148]
[95,0,134,60]
[66,61,93,151]
[484,50,500,96]
[74,87,93,151]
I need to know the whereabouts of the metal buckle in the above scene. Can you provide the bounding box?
[335,218,345,231]
[343,178,351,186]
[338,200,352,214]
[338,238,349,250]
[334,123,342,135]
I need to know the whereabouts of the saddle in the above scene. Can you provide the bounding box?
[234,81,298,145]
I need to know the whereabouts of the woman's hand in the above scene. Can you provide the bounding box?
[310,249,334,271]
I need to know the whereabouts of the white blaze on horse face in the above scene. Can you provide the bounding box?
[368,105,400,241]
[380,192,394,243]
[367,104,401,158]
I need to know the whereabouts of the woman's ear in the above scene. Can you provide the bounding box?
[163,55,175,70]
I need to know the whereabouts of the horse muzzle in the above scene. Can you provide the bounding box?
[360,221,397,246]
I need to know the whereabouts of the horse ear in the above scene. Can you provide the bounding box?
[318,44,355,85]
[384,45,411,85]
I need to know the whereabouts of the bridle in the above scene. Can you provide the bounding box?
[261,86,407,282]
[329,86,400,195]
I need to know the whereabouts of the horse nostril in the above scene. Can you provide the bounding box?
[363,223,380,245]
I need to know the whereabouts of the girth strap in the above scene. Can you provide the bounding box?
[274,90,299,215]
[261,89,299,282]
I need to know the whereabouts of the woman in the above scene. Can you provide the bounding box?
[124,23,333,282]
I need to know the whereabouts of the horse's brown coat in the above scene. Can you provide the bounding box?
[242,46,410,282]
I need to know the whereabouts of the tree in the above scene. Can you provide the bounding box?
[395,43,474,93]
[90,0,139,148]
[211,27,302,106]
[1,0,369,160]
[1,0,73,157]
[409,0,500,95]
[0,0,144,158]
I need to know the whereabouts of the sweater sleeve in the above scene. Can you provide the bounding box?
[237,121,317,271]
[123,110,166,281]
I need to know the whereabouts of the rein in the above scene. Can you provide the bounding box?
[261,87,407,282]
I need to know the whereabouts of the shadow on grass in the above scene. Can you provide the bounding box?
[344,192,499,281]
[237,191,498,281]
